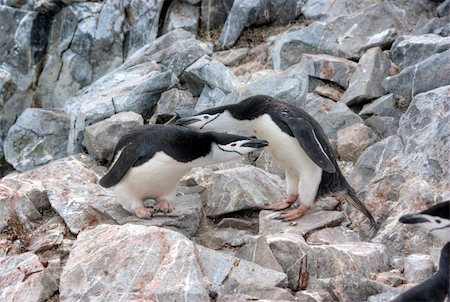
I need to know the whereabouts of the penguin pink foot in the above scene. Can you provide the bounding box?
[134,207,153,219]
[264,194,299,210]
[153,199,174,213]
[277,203,309,222]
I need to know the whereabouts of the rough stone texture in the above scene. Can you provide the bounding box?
[182,56,239,96]
[272,3,410,70]
[60,224,287,301]
[194,228,254,250]
[217,283,296,301]
[200,0,233,31]
[259,209,345,237]
[337,123,377,162]
[383,49,450,101]
[437,0,450,17]
[359,94,403,119]
[0,252,59,302]
[254,150,285,179]
[391,34,450,68]
[212,48,249,66]
[36,0,165,109]
[313,85,343,101]
[236,235,284,272]
[4,108,70,172]
[162,0,199,35]
[365,116,400,139]
[301,0,379,20]
[404,253,435,284]
[306,226,361,245]
[150,88,197,123]
[301,53,358,89]
[83,111,144,161]
[27,216,66,253]
[341,47,390,105]
[200,166,286,217]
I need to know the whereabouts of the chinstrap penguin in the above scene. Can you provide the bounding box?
[99,124,268,218]
[399,200,450,243]
[176,95,376,228]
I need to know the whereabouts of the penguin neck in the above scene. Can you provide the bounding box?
[188,143,242,167]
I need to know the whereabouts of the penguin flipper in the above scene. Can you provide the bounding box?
[99,143,140,188]
[284,117,336,173]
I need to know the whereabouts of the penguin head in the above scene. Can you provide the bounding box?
[399,201,450,242]
[176,108,242,131]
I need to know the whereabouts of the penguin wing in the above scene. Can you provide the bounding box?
[283,116,336,173]
[99,143,140,188]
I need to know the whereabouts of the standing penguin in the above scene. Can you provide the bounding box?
[399,200,450,243]
[99,124,268,218]
[176,95,376,227]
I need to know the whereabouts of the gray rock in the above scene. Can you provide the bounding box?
[0,252,59,302]
[391,34,450,68]
[437,0,450,17]
[383,49,450,101]
[212,48,249,66]
[217,282,296,301]
[200,0,233,32]
[27,216,66,253]
[330,272,394,302]
[150,88,197,123]
[182,56,239,96]
[359,94,403,119]
[306,226,361,245]
[367,291,401,302]
[404,254,434,283]
[254,150,285,179]
[341,47,390,105]
[236,235,284,272]
[83,111,144,161]
[65,62,175,154]
[300,53,358,89]
[365,116,400,139]
[162,1,199,35]
[412,16,450,36]
[194,228,254,249]
[337,123,377,162]
[313,85,343,101]
[201,165,285,217]
[272,3,409,70]
[301,0,379,20]
[375,270,404,287]
[259,209,345,237]
[4,108,69,171]
[217,217,256,231]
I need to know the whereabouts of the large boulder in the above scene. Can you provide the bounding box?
[162,0,199,35]
[199,0,233,32]
[4,108,70,171]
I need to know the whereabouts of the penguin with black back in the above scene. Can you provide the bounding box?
[99,124,268,218]
[176,95,376,228]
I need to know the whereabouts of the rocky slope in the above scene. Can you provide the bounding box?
[1,0,449,301]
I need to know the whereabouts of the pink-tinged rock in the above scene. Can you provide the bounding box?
[337,123,378,162]
[306,226,361,245]
[404,253,434,283]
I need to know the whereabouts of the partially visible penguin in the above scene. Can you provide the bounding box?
[399,200,450,243]
[176,95,376,228]
[99,124,268,218]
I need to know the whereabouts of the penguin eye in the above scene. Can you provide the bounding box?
[204,115,209,119]
[436,219,441,224]
[231,143,236,147]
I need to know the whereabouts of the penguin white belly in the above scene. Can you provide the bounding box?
[114,152,190,201]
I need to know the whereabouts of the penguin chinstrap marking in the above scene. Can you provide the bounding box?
[399,200,450,243]
[176,95,376,228]
[392,242,449,302]
[99,125,268,219]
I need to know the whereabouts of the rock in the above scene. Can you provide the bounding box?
[0,6,52,139]
[438,0,450,17]
[201,166,286,217]
[375,270,404,287]
[83,112,144,161]
[150,88,197,123]
[301,0,379,20]
[217,217,257,230]
[367,291,401,302]
[200,0,234,32]
[60,224,287,300]
[390,256,405,271]
[259,209,345,237]
[254,150,285,179]
[359,94,403,119]
[398,85,450,185]
[341,47,390,105]
[383,49,450,101]
[313,85,343,101]
[301,53,358,89]
[181,56,239,96]
[0,252,58,302]
[212,48,249,66]
[162,0,199,35]
[194,228,254,250]
[300,93,364,148]
[272,3,410,69]
[391,34,450,68]
[27,217,66,253]
[330,272,393,302]
[4,108,69,172]
[65,62,175,154]
[336,123,377,162]
[218,282,296,301]
[236,235,284,272]
[306,226,361,245]
[404,254,434,283]
[365,116,399,139]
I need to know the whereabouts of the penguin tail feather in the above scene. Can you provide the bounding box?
[335,191,377,231]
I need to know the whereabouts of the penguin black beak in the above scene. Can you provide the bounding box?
[175,117,201,126]
[399,214,430,224]
[242,139,269,149]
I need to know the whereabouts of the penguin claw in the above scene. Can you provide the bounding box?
[279,204,309,222]
[134,207,154,219]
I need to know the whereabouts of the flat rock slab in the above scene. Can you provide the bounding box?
[0,252,59,302]
[259,210,345,237]
[306,226,361,245]
[60,224,287,301]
